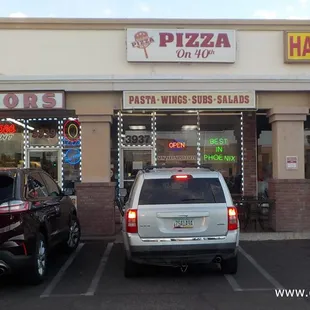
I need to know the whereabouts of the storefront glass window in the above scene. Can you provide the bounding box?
[200,113,242,194]
[117,111,244,196]
[0,119,24,167]
[120,113,153,193]
[111,115,118,183]
[62,119,81,195]
[28,119,59,146]
[304,115,310,179]
[121,112,153,147]
[156,113,198,166]
[257,113,272,198]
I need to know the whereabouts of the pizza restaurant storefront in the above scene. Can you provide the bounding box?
[1,88,310,236]
[117,91,257,198]
[1,20,310,237]
[0,92,81,205]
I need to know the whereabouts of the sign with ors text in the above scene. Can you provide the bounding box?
[0,92,65,110]
[127,28,236,63]
[123,91,256,110]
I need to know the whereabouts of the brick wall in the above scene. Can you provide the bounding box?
[243,112,257,196]
[268,179,310,232]
[75,182,116,236]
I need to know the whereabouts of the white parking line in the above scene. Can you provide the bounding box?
[40,243,85,298]
[241,288,275,292]
[239,246,285,290]
[84,242,114,296]
[225,275,242,291]
[44,293,88,298]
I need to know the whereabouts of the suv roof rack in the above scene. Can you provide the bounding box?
[144,164,215,172]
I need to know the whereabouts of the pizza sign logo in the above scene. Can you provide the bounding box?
[131,31,154,59]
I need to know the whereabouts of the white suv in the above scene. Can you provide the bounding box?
[121,166,240,278]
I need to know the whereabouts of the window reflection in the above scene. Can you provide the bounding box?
[156,113,198,165]
[111,116,118,182]
[28,151,58,180]
[200,113,242,194]
[304,115,310,179]
[0,119,24,167]
[28,119,59,146]
[122,113,152,146]
[62,119,81,195]
[117,112,243,195]
[257,114,272,198]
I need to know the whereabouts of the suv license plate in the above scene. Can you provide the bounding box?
[173,219,194,229]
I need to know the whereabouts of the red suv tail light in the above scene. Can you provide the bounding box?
[0,200,29,214]
[228,206,238,230]
[126,209,138,233]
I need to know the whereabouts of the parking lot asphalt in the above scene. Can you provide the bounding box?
[1,239,310,310]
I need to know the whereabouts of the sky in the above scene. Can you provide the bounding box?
[1,0,310,19]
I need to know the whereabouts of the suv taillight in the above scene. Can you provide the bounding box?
[126,209,138,233]
[228,206,238,230]
[0,200,29,214]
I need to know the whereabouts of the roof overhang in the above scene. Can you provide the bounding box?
[0,75,309,92]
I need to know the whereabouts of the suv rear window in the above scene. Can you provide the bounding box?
[139,177,226,205]
[0,174,14,203]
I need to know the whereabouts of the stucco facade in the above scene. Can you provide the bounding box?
[0,18,310,235]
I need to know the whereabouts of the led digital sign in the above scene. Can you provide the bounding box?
[204,137,237,163]
[209,138,229,146]
[63,137,80,147]
[0,123,16,141]
[64,119,80,142]
[0,123,16,134]
[204,154,237,162]
[63,119,81,165]
[64,149,81,165]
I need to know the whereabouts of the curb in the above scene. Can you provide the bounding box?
[81,232,310,242]
[240,232,310,241]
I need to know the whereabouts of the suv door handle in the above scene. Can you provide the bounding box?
[54,205,60,215]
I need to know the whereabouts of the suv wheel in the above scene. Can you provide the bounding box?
[63,215,81,253]
[27,233,47,285]
[124,257,140,278]
[221,254,238,274]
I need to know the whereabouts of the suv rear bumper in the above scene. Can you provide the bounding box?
[0,250,32,275]
[123,230,239,266]
[130,243,237,266]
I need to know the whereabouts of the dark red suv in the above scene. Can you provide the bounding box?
[0,168,81,284]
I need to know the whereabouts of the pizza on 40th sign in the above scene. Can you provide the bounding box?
[128,29,236,63]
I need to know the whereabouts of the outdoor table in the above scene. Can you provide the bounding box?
[233,195,275,231]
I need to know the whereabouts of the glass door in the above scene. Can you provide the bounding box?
[120,148,153,193]
[27,149,62,186]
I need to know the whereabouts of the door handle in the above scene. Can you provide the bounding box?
[54,205,60,215]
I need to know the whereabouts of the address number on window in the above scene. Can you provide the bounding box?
[124,135,151,145]
[32,128,57,139]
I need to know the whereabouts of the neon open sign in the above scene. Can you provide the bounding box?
[168,141,186,150]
